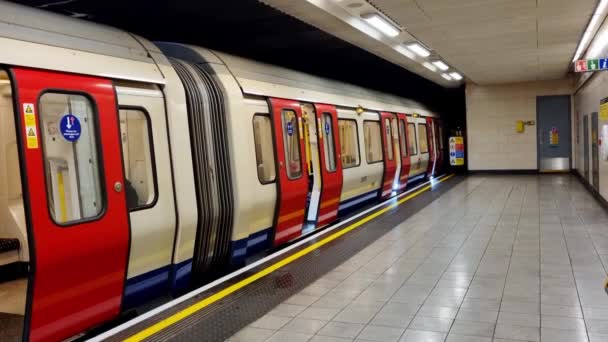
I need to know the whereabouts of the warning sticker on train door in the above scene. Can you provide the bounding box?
[23,103,38,149]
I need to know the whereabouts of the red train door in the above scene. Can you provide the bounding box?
[313,104,343,227]
[12,68,129,342]
[269,98,308,246]
[426,117,436,177]
[380,112,397,199]
[435,121,444,174]
[396,114,411,191]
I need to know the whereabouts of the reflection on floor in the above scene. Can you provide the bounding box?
[227,175,608,342]
[0,278,26,342]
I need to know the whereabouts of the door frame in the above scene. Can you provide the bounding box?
[536,95,572,171]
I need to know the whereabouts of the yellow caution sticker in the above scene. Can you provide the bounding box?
[23,103,38,149]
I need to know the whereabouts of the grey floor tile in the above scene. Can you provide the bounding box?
[266,331,313,342]
[449,320,495,337]
[409,316,453,333]
[540,304,583,318]
[586,319,608,334]
[250,315,292,330]
[399,329,447,342]
[445,334,491,342]
[227,327,275,342]
[317,322,365,339]
[541,315,586,331]
[298,307,342,321]
[270,304,309,318]
[499,301,540,314]
[281,318,328,335]
[540,328,589,342]
[418,305,459,319]
[333,305,382,324]
[497,311,540,328]
[588,333,608,342]
[356,325,404,342]
[309,336,353,342]
[455,309,498,323]
[494,324,540,342]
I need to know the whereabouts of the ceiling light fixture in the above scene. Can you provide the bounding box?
[441,73,452,81]
[422,62,437,72]
[406,42,431,57]
[573,0,608,61]
[432,60,449,71]
[394,45,415,59]
[361,13,400,37]
[449,72,463,80]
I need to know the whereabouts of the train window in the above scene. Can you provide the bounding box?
[438,125,444,150]
[384,119,393,161]
[119,108,157,210]
[39,92,104,224]
[322,113,336,172]
[338,119,360,168]
[407,123,418,155]
[364,121,383,164]
[419,123,429,154]
[253,114,276,183]
[282,109,302,179]
[399,119,407,158]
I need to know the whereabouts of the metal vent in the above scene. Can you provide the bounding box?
[171,58,234,283]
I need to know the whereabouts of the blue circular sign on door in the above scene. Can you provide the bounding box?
[286,122,294,136]
[325,121,330,135]
[60,114,82,142]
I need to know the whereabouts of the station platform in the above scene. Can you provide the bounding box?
[93,174,608,342]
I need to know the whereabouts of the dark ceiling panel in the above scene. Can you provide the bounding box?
[9,0,465,119]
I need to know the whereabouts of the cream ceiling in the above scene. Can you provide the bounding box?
[260,0,599,86]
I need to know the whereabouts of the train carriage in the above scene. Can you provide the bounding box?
[0,2,446,341]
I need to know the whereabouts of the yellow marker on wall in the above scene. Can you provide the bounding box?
[57,171,67,222]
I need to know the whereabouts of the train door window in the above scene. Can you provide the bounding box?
[418,123,429,154]
[364,121,383,163]
[253,114,276,183]
[282,109,302,179]
[39,93,103,224]
[438,125,444,150]
[338,119,360,168]
[384,118,393,161]
[407,123,418,155]
[322,113,336,172]
[119,108,156,210]
[399,119,407,157]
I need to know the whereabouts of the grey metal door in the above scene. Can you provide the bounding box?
[537,95,571,171]
[592,112,599,190]
[584,115,590,180]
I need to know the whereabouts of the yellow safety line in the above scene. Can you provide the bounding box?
[57,171,67,223]
[124,174,456,342]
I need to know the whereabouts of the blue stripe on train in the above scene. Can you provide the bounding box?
[230,227,273,265]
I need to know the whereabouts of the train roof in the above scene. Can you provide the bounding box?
[158,43,437,117]
[0,1,165,84]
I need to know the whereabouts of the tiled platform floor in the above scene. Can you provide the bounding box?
[227,175,608,342]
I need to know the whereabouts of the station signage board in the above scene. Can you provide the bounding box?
[575,58,608,72]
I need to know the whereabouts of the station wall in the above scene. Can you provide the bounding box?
[466,79,573,171]
[573,72,608,202]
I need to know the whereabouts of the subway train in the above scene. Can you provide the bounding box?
[0,2,446,341]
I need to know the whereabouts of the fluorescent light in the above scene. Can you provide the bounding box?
[449,72,463,80]
[394,45,415,59]
[573,0,608,61]
[432,60,449,71]
[406,43,431,57]
[441,73,452,80]
[422,62,437,72]
[361,13,400,37]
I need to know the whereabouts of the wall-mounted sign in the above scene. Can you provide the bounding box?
[575,58,608,72]
[60,114,82,142]
[449,136,464,166]
[549,127,559,146]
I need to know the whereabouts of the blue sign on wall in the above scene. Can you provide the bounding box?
[286,122,294,136]
[60,114,81,142]
[601,58,608,70]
